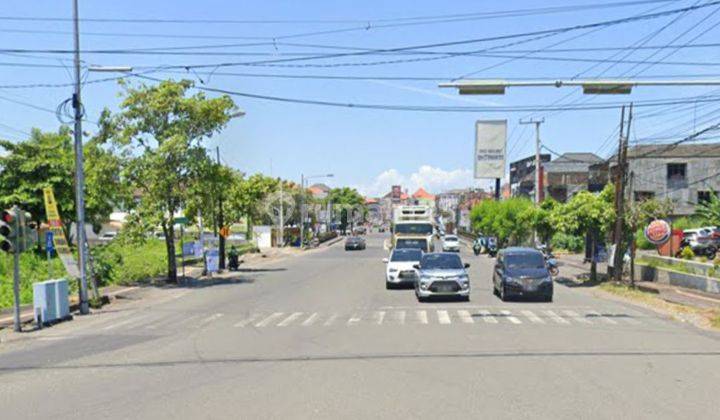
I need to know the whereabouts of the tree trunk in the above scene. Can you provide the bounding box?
[162,219,177,283]
[589,230,597,282]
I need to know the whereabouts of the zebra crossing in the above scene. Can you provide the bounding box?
[229,307,643,329]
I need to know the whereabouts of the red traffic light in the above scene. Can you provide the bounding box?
[1,210,14,224]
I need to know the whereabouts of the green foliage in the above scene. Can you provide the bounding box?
[470,198,533,246]
[0,128,123,238]
[671,216,705,231]
[109,79,237,282]
[0,251,67,309]
[519,198,558,243]
[553,184,615,238]
[635,228,656,250]
[680,246,695,260]
[327,187,365,206]
[228,173,282,226]
[550,233,584,252]
[695,193,720,227]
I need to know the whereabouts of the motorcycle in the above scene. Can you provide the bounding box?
[228,253,240,271]
[473,242,482,256]
[537,244,559,276]
[487,237,498,257]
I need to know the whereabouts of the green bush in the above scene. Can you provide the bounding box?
[550,233,584,253]
[680,246,695,260]
[671,217,705,231]
[635,228,656,250]
[1,251,68,309]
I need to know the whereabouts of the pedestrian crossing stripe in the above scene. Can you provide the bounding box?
[228,309,640,328]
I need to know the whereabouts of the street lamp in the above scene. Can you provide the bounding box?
[300,173,334,247]
[439,78,720,95]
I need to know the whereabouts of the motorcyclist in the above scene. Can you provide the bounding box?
[228,245,240,271]
[473,235,484,255]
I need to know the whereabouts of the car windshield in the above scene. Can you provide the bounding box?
[505,253,546,270]
[421,254,463,270]
[394,223,433,235]
[445,236,458,242]
[396,238,427,250]
[391,249,422,262]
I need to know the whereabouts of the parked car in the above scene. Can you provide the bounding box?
[345,236,366,251]
[442,234,460,252]
[98,231,118,243]
[493,247,553,302]
[383,248,423,289]
[680,229,716,259]
[414,252,470,302]
[354,226,367,235]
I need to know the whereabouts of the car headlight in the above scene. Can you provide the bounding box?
[505,277,520,285]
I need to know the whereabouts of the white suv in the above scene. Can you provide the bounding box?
[383,248,423,289]
[442,235,460,252]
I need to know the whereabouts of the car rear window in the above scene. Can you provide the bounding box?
[391,249,422,262]
[421,253,463,269]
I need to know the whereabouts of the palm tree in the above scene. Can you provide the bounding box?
[696,193,720,226]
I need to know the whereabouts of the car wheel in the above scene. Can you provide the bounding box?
[544,294,553,303]
[500,285,509,302]
[386,282,394,290]
[460,295,470,302]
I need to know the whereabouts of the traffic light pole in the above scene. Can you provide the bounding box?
[72,0,89,314]
[12,207,21,332]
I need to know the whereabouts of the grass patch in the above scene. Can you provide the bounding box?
[598,281,719,329]
[1,251,68,310]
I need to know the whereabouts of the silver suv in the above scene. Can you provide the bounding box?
[414,252,470,302]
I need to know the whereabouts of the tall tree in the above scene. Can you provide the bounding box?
[109,79,237,282]
[0,127,125,243]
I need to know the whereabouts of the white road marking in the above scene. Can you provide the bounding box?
[416,310,428,324]
[347,313,362,325]
[395,310,406,325]
[323,313,339,326]
[545,310,570,324]
[500,310,522,324]
[234,314,260,328]
[145,313,196,330]
[521,310,545,324]
[586,310,618,325]
[372,311,386,325]
[437,310,452,325]
[102,313,152,331]
[301,312,320,326]
[457,310,474,324]
[478,309,498,323]
[563,310,591,324]
[200,313,224,325]
[255,312,284,328]
[277,312,304,327]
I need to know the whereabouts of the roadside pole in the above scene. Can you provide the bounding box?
[628,170,636,287]
[494,178,500,200]
[299,174,304,248]
[279,182,285,247]
[12,206,21,332]
[216,147,226,269]
[613,105,631,283]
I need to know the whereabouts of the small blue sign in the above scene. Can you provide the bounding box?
[45,231,55,253]
[182,241,195,257]
[206,248,220,273]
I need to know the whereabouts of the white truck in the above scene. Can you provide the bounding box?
[391,205,435,253]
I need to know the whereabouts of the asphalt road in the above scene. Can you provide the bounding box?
[1,233,719,419]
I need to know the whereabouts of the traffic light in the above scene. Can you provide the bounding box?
[0,209,37,253]
[1,209,16,253]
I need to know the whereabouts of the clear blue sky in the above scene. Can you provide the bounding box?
[2,0,719,196]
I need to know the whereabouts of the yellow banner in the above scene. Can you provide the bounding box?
[43,187,80,278]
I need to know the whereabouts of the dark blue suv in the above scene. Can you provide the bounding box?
[493,247,553,302]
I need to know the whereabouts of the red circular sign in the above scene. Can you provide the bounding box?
[644,219,671,245]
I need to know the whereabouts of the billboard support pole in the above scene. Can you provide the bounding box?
[495,178,501,200]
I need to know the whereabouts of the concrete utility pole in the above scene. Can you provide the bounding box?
[12,207,21,332]
[520,118,545,204]
[279,181,285,247]
[613,104,633,283]
[72,0,89,315]
[216,147,226,269]
[300,174,305,247]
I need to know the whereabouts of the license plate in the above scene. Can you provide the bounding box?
[437,285,455,292]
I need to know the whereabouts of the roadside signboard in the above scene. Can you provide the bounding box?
[644,219,671,245]
[45,231,55,254]
[43,187,80,278]
[182,241,195,257]
[206,248,220,273]
[475,120,507,179]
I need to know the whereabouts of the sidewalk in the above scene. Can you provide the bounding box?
[556,253,719,310]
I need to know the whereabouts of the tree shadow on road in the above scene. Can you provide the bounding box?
[554,274,607,288]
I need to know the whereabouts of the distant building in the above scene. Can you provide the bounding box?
[543,152,603,202]
[411,188,435,207]
[509,154,551,198]
[308,183,331,199]
[597,144,720,216]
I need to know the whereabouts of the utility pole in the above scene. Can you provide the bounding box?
[72,0,89,315]
[216,146,226,269]
[520,118,545,204]
[613,104,632,283]
[279,181,285,247]
[628,170,636,287]
[12,207,21,332]
[300,174,305,248]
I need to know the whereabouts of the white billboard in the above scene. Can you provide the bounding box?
[474,120,507,179]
